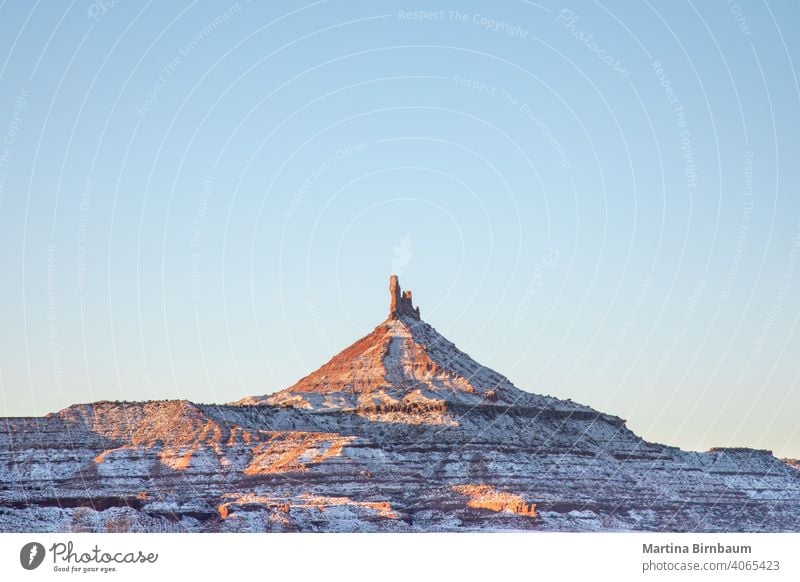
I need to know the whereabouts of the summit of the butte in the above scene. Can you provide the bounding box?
[238,275,595,417]
[1,276,799,532]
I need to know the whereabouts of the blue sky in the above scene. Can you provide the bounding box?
[0,1,798,457]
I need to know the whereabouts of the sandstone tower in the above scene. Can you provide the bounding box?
[388,275,420,321]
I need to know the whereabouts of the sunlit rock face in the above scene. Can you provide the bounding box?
[1,277,799,532]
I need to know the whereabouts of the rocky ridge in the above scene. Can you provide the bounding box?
[1,277,798,532]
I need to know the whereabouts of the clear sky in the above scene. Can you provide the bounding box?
[0,1,798,458]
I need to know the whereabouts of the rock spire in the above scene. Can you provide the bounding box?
[389,275,420,320]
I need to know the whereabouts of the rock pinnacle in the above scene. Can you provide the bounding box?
[389,275,420,321]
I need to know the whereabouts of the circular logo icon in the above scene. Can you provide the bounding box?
[20,542,45,570]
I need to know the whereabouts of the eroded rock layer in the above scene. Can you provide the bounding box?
[1,277,798,532]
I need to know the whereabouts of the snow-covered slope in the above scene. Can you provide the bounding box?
[240,275,593,415]
[1,276,799,532]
